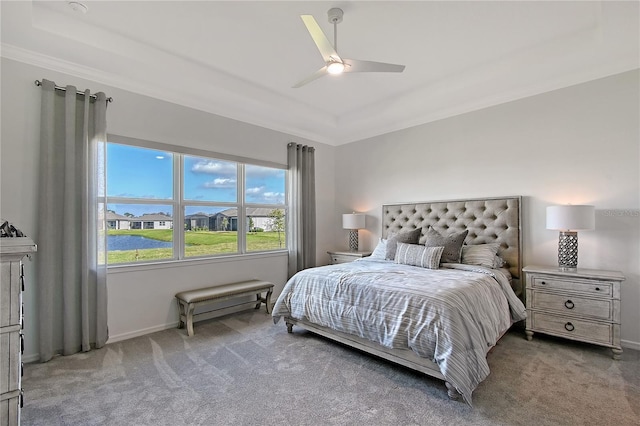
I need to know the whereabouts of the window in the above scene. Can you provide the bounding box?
[106,140,286,265]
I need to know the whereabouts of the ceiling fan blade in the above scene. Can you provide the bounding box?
[300,15,341,63]
[292,66,329,88]
[343,59,406,73]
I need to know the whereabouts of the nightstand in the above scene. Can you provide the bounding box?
[327,250,372,264]
[523,265,624,359]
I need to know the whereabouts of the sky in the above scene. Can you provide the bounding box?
[107,143,285,217]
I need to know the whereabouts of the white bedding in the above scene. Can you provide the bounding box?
[272,257,526,404]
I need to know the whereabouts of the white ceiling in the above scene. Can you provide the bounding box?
[2,1,638,146]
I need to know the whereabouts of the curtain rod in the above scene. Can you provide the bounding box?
[34,80,113,103]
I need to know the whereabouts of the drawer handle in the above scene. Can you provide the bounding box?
[540,281,546,285]
[564,322,575,332]
[595,287,601,291]
[564,300,575,309]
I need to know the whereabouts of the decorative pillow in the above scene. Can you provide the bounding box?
[395,243,444,269]
[461,243,500,268]
[494,255,508,268]
[425,228,468,263]
[370,238,387,260]
[385,229,421,260]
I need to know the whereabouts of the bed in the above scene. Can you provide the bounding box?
[272,196,526,404]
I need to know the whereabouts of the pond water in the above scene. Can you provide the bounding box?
[108,235,172,251]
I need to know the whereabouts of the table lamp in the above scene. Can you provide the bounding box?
[342,213,365,251]
[546,205,595,269]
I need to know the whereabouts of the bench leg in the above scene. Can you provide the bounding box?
[255,293,262,310]
[177,299,186,329]
[186,303,196,336]
[265,289,273,314]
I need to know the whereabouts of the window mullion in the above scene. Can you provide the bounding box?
[238,163,246,254]
[174,153,184,260]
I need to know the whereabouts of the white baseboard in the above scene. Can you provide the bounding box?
[621,339,640,351]
[22,353,40,363]
[107,322,180,344]
[107,304,263,344]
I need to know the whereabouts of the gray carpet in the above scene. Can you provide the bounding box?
[22,310,639,426]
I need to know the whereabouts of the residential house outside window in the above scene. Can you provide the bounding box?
[106,138,286,265]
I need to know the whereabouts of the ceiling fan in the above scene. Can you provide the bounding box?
[293,8,406,88]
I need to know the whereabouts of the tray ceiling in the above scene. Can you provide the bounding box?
[2,1,638,145]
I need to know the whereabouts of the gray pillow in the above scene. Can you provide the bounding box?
[425,228,468,263]
[385,228,421,260]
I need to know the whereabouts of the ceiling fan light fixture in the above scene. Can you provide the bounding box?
[327,61,345,75]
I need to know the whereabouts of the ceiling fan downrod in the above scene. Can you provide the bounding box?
[327,8,343,52]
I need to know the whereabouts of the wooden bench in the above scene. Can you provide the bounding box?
[175,279,274,336]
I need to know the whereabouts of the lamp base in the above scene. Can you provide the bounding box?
[558,231,578,269]
[348,230,359,252]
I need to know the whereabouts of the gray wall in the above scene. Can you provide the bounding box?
[334,70,640,348]
[0,58,336,360]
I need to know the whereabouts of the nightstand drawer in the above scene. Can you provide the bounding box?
[531,276,612,296]
[529,292,614,321]
[330,254,354,264]
[530,312,613,345]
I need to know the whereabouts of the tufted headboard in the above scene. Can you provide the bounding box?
[382,196,523,296]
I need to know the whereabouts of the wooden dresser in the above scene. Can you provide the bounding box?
[1,238,36,426]
[523,265,624,359]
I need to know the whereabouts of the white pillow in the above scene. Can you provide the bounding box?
[461,243,500,268]
[370,238,387,259]
[394,243,444,269]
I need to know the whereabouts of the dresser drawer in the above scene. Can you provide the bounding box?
[529,292,614,321]
[530,275,612,297]
[0,393,21,426]
[530,312,613,346]
[0,331,21,394]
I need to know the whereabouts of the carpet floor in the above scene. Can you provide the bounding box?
[22,310,639,425]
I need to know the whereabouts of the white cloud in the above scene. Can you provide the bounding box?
[191,160,236,175]
[203,178,236,188]
[246,186,264,194]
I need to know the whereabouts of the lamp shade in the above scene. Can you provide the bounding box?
[342,213,365,230]
[546,205,595,231]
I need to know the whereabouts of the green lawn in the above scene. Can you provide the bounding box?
[107,229,285,264]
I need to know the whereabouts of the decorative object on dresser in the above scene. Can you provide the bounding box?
[1,237,37,426]
[327,250,372,265]
[342,213,366,251]
[523,265,624,359]
[546,205,595,269]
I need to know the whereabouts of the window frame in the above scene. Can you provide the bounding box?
[106,134,288,267]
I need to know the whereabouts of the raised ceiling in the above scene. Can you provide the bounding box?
[2,1,638,146]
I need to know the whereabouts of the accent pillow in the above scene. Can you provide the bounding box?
[461,243,500,268]
[494,255,508,268]
[395,243,444,269]
[425,228,468,264]
[385,229,421,260]
[370,238,387,260]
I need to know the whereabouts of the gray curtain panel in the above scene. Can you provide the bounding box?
[286,143,316,278]
[37,79,109,362]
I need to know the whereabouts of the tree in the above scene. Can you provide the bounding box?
[221,217,229,231]
[267,209,285,248]
[124,212,134,218]
[248,217,254,233]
